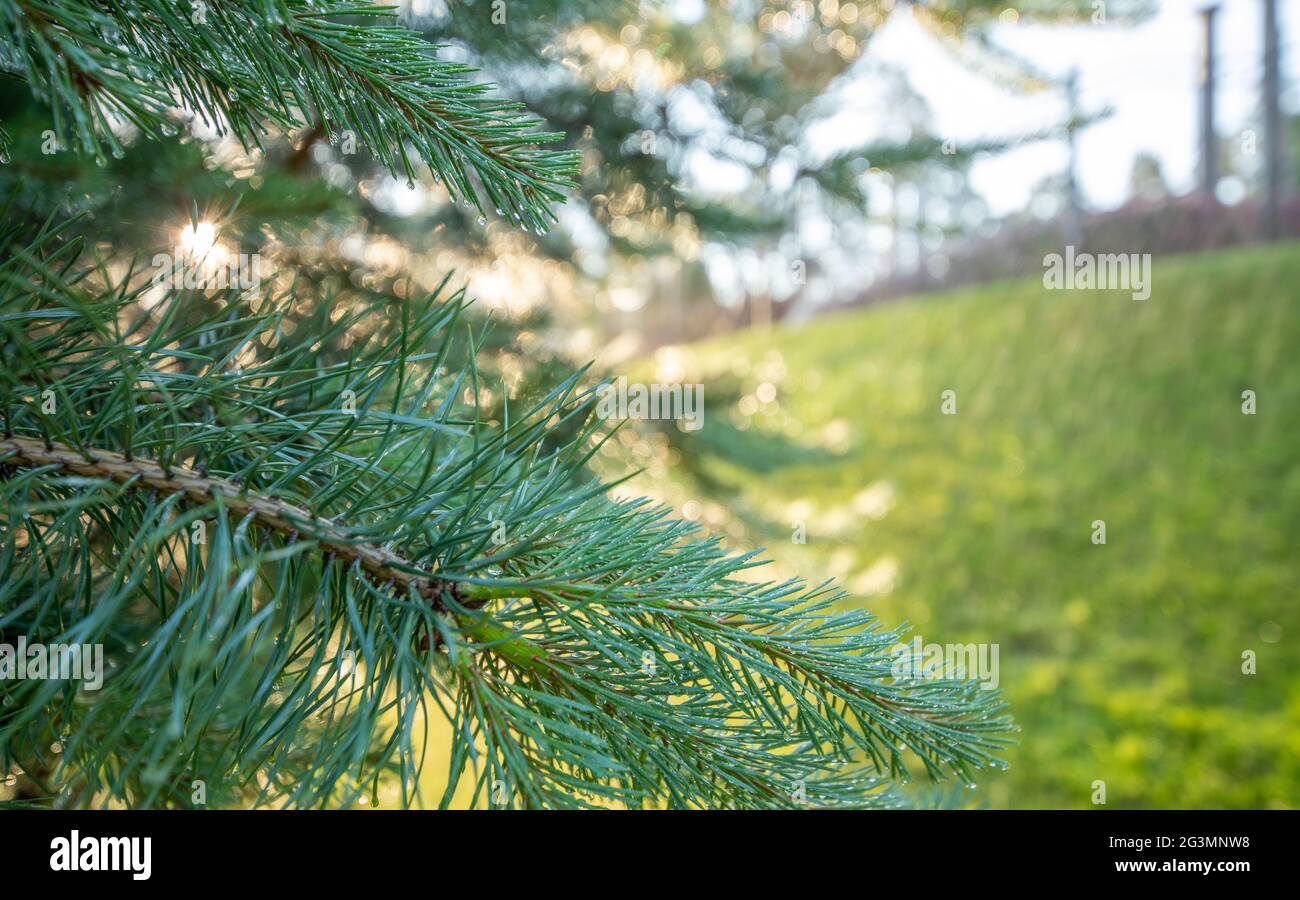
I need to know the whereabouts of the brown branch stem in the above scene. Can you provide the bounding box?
[0,435,445,602]
[0,435,557,668]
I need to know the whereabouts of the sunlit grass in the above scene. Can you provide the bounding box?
[601,242,1300,809]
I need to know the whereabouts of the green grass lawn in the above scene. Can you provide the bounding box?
[596,242,1300,809]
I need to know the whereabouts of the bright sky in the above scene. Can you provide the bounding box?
[858,0,1300,215]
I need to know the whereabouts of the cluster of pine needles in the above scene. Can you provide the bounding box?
[0,216,1012,808]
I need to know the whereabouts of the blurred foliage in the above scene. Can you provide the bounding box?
[0,85,578,423]
[601,241,1300,808]
[348,0,1136,343]
[0,0,1139,371]
[0,0,1141,351]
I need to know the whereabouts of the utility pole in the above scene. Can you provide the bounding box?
[1199,5,1220,199]
[1262,0,1282,239]
[1064,68,1083,249]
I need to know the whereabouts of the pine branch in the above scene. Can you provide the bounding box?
[0,221,1013,809]
[0,0,578,230]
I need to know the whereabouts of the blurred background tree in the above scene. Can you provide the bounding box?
[2,1,1136,372]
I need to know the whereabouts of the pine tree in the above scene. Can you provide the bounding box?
[0,0,1011,809]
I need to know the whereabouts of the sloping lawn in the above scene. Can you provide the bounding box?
[598,243,1300,808]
